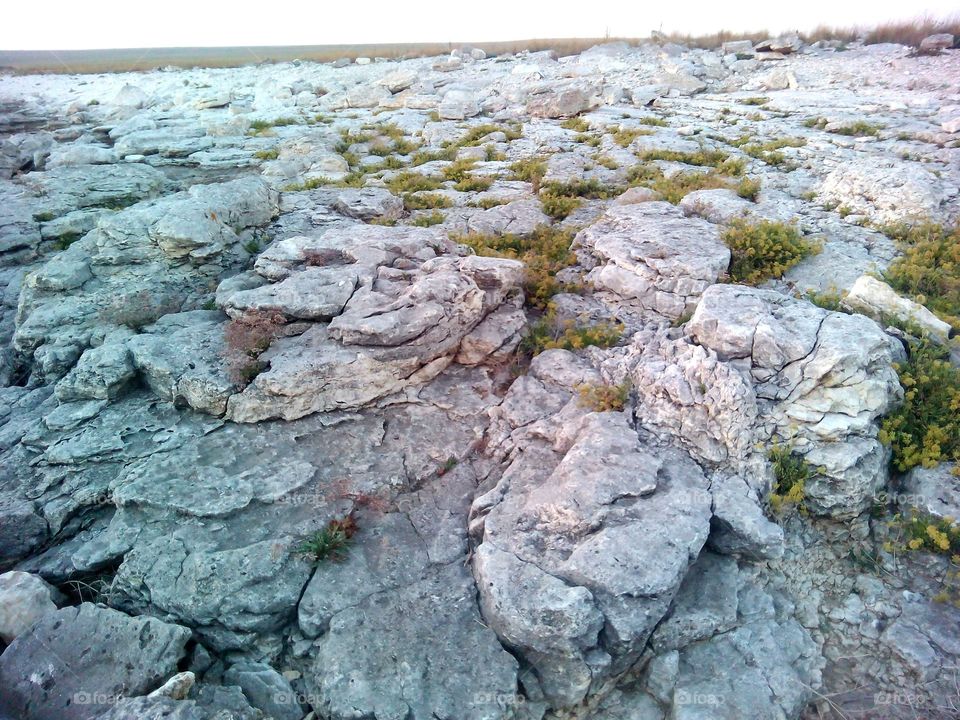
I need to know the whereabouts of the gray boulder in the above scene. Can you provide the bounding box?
[575,202,730,320]
[0,603,191,720]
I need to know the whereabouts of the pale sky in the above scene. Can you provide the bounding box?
[2,0,958,50]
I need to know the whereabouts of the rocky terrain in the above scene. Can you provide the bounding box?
[0,31,959,720]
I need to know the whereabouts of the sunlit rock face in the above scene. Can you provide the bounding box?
[1,34,959,720]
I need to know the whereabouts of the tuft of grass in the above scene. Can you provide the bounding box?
[881,223,960,332]
[539,179,622,219]
[455,176,494,192]
[297,514,359,563]
[33,211,56,222]
[410,146,458,166]
[739,96,770,106]
[803,116,828,129]
[510,156,548,192]
[638,116,669,127]
[578,380,632,412]
[828,121,882,137]
[560,117,591,132]
[636,147,745,175]
[626,164,731,204]
[520,306,623,355]
[442,158,477,183]
[768,445,815,516]
[722,219,820,284]
[254,148,279,161]
[403,192,453,211]
[387,171,443,193]
[455,225,577,308]
[879,338,960,472]
[736,177,762,201]
[804,288,847,312]
[470,197,509,209]
[610,126,654,147]
[411,211,446,227]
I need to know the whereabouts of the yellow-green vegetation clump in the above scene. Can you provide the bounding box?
[539,179,621,220]
[768,445,816,515]
[254,148,279,161]
[638,116,669,127]
[625,164,731,204]
[455,225,577,309]
[881,222,960,332]
[403,192,453,211]
[882,509,960,605]
[879,339,960,472]
[829,121,882,137]
[509,157,548,185]
[636,148,745,176]
[577,380,632,412]
[610,127,655,147]
[410,211,446,227]
[736,177,762,201]
[722,219,820,284]
[739,96,770,106]
[560,117,591,132]
[728,136,806,167]
[521,306,624,355]
[386,171,444,194]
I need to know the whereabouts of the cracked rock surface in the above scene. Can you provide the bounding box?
[1,33,959,720]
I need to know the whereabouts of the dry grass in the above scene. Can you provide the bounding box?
[3,15,955,74]
[863,14,960,47]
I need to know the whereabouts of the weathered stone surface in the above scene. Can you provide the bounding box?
[226,252,523,422]
[0,571,61,643]
[576,202,730,320]
[689,284,904,516]
[0,603,192,720]
[473,411,712,705]
[526,82,597,118]
[818,159,949,224]
[333,187,404,221]
[843,274,951,342]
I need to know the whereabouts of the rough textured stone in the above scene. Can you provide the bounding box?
[0,571,61,643]
[0,603,192,720]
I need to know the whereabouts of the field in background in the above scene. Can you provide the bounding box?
[1,15,957,75]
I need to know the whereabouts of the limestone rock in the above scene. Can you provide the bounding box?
[842,274,951,343]
[0,603,192,720]
[576,202,730,320]
[0,571,61,643]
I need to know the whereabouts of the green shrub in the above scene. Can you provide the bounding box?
[442,158,477,183]
[739,96,770,106]
[574,133,601,147]
[626,164,731,204]
[804,288,847,312]
[610,127,654,147]
[722,219,819,284]
[882,223,960,331]
[736,177,761,201]
[768,445,815,515]
[254,148,279,161]
[387,172,443,193]
[521,307,623,354]
[470,197,509,209]
[636,148,745,175]
[879,339,960,472]
[802,116,828,129]
[410,146,458,166]
[403,192,453,211]
[454,176,494,192]
[411,211,446,227]
[509,157,547,184]
[829,121,882,137]
[578,380,631,411]
[560,117,590,132]
[638,116,669,127]
[297,515,358,563]
[594,154,619,170]
[455,225,577,308]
